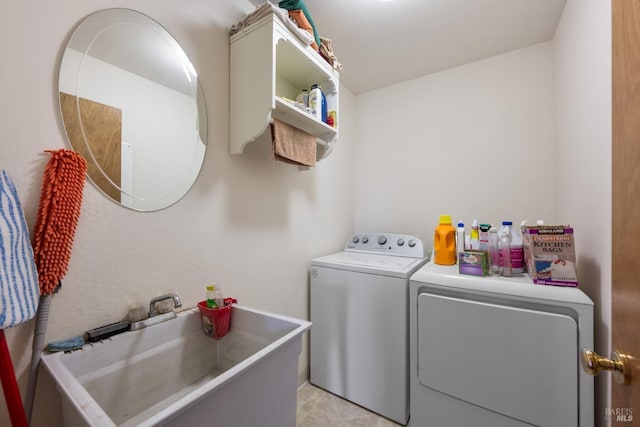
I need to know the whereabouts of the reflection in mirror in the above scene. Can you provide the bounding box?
[59,8,207,211]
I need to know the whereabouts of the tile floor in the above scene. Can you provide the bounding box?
[296,383,402,427]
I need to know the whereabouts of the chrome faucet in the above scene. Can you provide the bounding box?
[148,293,182,317]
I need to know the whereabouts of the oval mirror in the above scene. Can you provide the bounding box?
[58,8,207,211]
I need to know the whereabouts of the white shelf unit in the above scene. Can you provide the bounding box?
[230,14,339,160]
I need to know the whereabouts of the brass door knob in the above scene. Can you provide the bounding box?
[581,348,631,385]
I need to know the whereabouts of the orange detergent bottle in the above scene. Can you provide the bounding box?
[434,214,457,265]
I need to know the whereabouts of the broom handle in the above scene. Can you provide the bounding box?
[0,329,28,427]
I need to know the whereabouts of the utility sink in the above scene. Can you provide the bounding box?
[42,305,311,427]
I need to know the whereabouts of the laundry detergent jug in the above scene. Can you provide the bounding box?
[434,215,456,265]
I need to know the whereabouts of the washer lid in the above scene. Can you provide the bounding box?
[312,251,426,277]
[411,262,593,306]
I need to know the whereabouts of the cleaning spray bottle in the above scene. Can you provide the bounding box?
[479,223,491,251]
[470,219,480,250]
[456,220,465,262]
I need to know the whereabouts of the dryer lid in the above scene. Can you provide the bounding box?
[411,262,594,306]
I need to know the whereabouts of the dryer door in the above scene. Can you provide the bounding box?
[418,293,578,427]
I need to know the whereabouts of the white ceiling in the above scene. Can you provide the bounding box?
[255,0,567,94]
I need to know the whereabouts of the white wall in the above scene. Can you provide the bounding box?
[353,1,612,422]
[0,1,356,425]
[354,42,556,246]
[554,0,611,424]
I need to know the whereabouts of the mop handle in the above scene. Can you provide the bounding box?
[25,294,52,423]
[0,330,28,427]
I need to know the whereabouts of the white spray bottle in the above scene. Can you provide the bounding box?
[456,220,465,262]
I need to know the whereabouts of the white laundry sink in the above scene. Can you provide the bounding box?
[42,305,311,427]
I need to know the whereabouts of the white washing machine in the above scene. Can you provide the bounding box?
[310,233,428,425]
[410,261,594,427]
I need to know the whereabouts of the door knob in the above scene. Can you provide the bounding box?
[581,348,631,385]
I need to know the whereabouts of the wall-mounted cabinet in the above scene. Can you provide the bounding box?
[230,14,339,160]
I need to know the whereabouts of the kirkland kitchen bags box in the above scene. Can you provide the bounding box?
[522,225,578,287]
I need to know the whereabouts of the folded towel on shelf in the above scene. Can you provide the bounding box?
[278,0,321,48]
[320,37,343,71]
[0,170,39,329]
[230,2,314,47]
[288,10,318,50]
[271,119,316,167]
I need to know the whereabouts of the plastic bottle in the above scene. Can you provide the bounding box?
[489,226,500,274]
[456,220,465,260]
[479,223,491,251]
[296,89,309,107]
[321,90,327,123]
[497,221,525,274]
[499,222,512,277]
[206,284,224,309]
[470,219,480,250]
[512,221,527,274]
[327,110,337,128]
[309,84,323,121]
[434,215,456,265]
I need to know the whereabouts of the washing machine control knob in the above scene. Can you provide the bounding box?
[378,236,387,245]
[362,236,369,244]
[352,236,360,244]
[408,239,416,247]
[397,238,405,246]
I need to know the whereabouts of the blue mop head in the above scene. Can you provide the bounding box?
[46,335,84,352]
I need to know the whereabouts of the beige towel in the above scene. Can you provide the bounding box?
[319,37,343,71]
[271,119,316,166]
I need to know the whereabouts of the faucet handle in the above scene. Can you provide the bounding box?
[173,294,183,309]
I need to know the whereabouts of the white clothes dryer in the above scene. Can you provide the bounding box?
[310,233,428,425]
[410,262,594,427]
